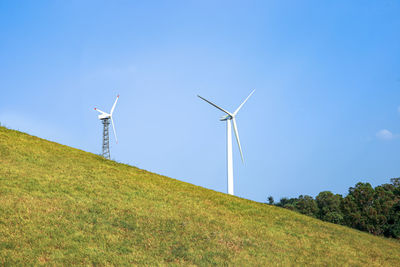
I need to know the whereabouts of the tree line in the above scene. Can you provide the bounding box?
[268,178,400,239]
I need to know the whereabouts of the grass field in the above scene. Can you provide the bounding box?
[0,126,399,266]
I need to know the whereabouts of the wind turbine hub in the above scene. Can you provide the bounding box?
[220,115,232,121]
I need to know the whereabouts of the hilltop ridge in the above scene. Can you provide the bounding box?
[0,126,399,266]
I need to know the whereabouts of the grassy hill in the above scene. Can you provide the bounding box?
[0,126,399,266]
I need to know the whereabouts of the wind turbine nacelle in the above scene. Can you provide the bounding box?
[98,113,111,120]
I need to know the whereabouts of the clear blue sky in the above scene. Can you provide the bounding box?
[1,1,400,203]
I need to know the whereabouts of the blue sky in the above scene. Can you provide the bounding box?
[1,1,400,202]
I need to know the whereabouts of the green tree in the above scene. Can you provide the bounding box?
[391,177,400,188]
[391,178,400,197]
[295,195,318,218]
[383,200,400,238]
[315,191,343,224]
[276,197,298,211]
[341,182,376,233]
[383,179,400,238]
[373,184,397,235]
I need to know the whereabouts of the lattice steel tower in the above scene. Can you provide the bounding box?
[101,118,111,159]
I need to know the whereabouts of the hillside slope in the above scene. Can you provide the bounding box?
[0,126,399,266]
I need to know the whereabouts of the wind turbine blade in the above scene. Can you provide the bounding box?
[234,89,255,116]
[197,95,232,116]
[111,117,118,144]
[94,108,108,115]
[232,118,244,163]
[110,94,120,115]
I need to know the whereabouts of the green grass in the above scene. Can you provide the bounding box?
[0,126,399,266]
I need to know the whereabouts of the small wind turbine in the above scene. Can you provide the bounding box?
[94,95,119,159]
[198,90,255,196]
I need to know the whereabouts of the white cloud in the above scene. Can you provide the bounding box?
[376,129,394,140]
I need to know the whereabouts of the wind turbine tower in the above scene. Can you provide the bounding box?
[198,90,255,195]
[94,95,119,159]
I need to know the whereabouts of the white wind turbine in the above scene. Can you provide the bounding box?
[198,90,255,195]
[94,95,119,159]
